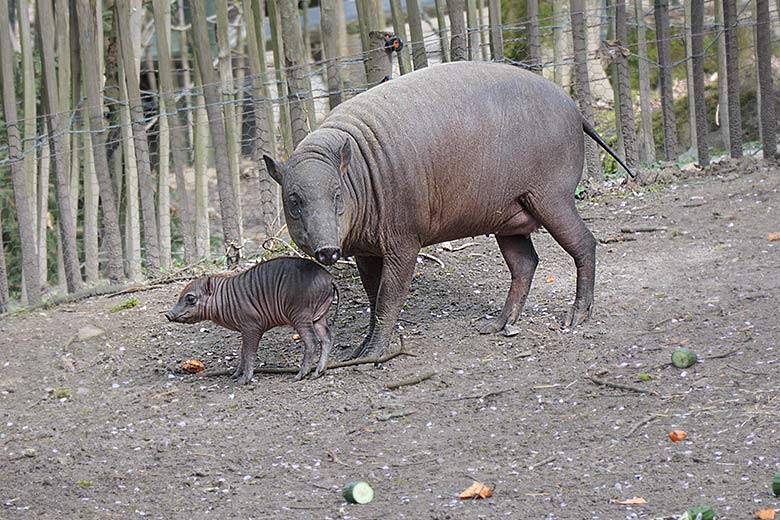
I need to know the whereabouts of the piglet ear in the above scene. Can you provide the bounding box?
[339,140,352,178]
[263,155,283,185]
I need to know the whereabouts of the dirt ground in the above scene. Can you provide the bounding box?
[1,158,779,520]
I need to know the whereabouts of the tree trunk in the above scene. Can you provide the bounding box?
[466,0,479,60]
[279,0,313,148]
[119,67,142,281]
[248,0,278,159]
[435,0,450,62]
[654,0,678,160]
[0,208,8,313]
[176,0,194,149]
[77,0,125,283]
[684,0,697,152]
[570,0,603,180]
[488,0,503,60]
[244,0,278,237]
[615,0,638,167]
[477,0,489,60]
[552,0,572,87]
[267,0,295,156]
[37,141,50,284]
[152,0,195,264]
[215,0,242,236]
[406,0,427,70]
[157,98,171,271]
[190,0,242,266]
[82,120,100,283]
[755,0,776,158]
[715,0,730,152]
[527,0,540,72]
[448,0,468,61]
[193,62,211,260]
[389,0,412,73]
[634,0,656,163]
[691,0,710,166]
[356,0,372,56]
[320,0,344,108]
[367,31,394,84]
[18,0,36,233]
[722,0,742,158]
[54,0,71,212]
[116,0,161,277]
[0,0,41,305]
[36,0,82,293]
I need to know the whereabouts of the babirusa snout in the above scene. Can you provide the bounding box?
[164,310,175,321]
[315,246,341,266]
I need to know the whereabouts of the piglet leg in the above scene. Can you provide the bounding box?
[294,324,320,381]
[312,318,333,378]
[233,329,263,385]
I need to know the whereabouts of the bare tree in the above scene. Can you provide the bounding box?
[0,207,8,312]
[0,0,41,305]
[367,31,395,83]
[435,0,450,61]
[684,0,697,152]
[267,0,294,155]
[406,0,428,69]
[320,0,344,108]
[722,0,742,158]
[466,0,480,60]
[193,62,210,260]
[36,0,82,293]
[570,0,603,180]
[190,0,242,266]
[448,0,468,61]
[691,0,710,166]
[527,0,541,71]
[614,0,637,167]
[18,0,37,243]
[715,0,730,152]
[279,0,314,148]
[634,0,656,163]
[755,0,776,158]
[389,0,412,73]
[488,0,503,60]
[152,0,195,263]
[553,0,572,87]
[654,0,678,160]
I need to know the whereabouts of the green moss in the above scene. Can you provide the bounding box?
[111,297,139,313]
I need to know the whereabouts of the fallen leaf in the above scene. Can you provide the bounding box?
[545,275,554,283]
[755,508,776,520]
[181,359,205,374]
[458,481,492,499]
[768,232,780,241]
[668,430,687,442]
[612,497,647,505]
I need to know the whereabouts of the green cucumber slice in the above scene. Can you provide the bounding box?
[773,471,780,497]
[671,348,698,368]
[684,506,714,520]
[343,481,374,504]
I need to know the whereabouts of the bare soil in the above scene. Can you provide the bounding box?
[1,159,779,520]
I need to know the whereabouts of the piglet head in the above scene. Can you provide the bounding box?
[165,277,212,324]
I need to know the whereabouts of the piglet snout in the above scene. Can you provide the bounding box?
[164,310,175,322]
[315,247,341,266]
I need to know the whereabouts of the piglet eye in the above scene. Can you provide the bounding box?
[185,294,197,304]
[335,191,345,214]
[287,194,302,218]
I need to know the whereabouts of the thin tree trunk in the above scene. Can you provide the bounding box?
[356,0,371,55]
[407,0,428,69]
[389,0,412,73]
[527,0,540,71]
[634,0,655,163]
[267,0,295,156]
[715,0,730,152]
[244,0,278,236]
[193,62,210,260]
[36,0,82,293]
[54,0,71,213]
[478,0,489,60]
[119,67,142,281]
[553,0,572,87]
[435,0,450,62]
[215,0,242,236]
[0,0,41,305]
[320,0,344,108]
[116,0,161,277]
[691,0,710,166]
[69,0,82,250]
[37,141,50,284]
[157,97,171,271]
[335,0,348,56]
[755,0,776,158]
[177,0,194,149]
[0,208,8,313]
[279,0,313,148]
[466,0,479,60]
[654,0,678,160]
[82,120,100,282]
[684,0,697,152]
[448,0,468,61]
[152,0,195,264]
[570,0,603,180]
[722,0,742,158]
[488,0,503,60]
[367,30,394,84]
[248,0,278,158]
[615,0,637,167]
[18,0,36,230]
[190,0,242,266]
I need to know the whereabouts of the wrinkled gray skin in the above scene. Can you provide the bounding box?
[264,62,616,359]
[165,258,337,383]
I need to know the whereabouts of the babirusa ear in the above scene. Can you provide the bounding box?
[339,140,352,177]
[263,155,283,185]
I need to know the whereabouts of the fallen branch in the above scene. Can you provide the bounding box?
[725,363,766,376]
[588,376,659,396]
[599,235,637,244]
[527,456,556,471]
[262,237,304,257]
[703,349,740,360]
[620,226,668,233]
[418,252,445,268]
[386,370,437,390]
[106,283,171,298]
[443,241,479,252]
[447,386,518,402]
[623,414,658,438]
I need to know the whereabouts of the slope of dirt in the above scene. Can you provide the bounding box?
[1,160,779,519]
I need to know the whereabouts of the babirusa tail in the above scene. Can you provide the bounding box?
[582,119,636,178]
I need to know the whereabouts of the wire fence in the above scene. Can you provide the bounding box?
[0,0,773,292]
